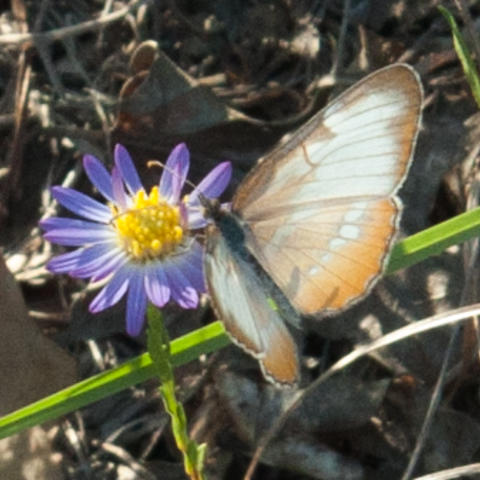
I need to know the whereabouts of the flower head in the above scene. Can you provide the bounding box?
[41,143,231,335]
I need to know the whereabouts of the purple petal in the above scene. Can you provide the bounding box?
[47,243,112,273]
[186,208,205,229]
[179,201,189,227]
[126,271,147,336]
[83,154,114,202]
[189,161,232,204]
[38,217,70,232]
[90,251,128,282]
[165,261,199,309]
[40,216,79,231]
[89,266,131,313]
[71,247,126,279]
[145,266,170,307]
[51,186,112,223]
[177,241,205,292]
[159,143,190,203]
[111,167,128,209]
[114,144,143,195]
[42,219,115,246]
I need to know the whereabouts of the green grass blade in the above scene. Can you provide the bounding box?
[439,5,480,108]
[387,206,480,274]
[0,321,229,439]
[1,205,480,439]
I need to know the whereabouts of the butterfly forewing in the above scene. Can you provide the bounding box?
[204,225,300,385]
[244,197,398,313]
[232,64,422,315]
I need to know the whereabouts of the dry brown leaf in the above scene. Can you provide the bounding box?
[0,254,77,479]
[111,41,283,181]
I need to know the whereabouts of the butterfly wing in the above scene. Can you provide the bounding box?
[232,64,423,315]
[204,224,299,385]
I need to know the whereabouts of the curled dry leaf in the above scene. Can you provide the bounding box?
[111,41,286,178]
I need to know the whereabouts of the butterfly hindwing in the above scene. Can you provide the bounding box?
[204,225,300,385]
[232,64,423,315]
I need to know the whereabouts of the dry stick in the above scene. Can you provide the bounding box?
[398,18,443,65]
[331,0,351,77]
[51,8,113,155]
[460,147,480,370]
[401,143,480,480]
[28,2,58,87]
[0,0,147,45]
[400,328,459,480]
[3,0,31,203]
[243,303,480,480]
[5,52,31,200]
[413,462,480,480]
[33,0,50,32]
[97,0,115,50]
[35,7,66,91]
[100,441,157,480]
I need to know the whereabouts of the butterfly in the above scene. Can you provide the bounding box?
[203,64,423,386]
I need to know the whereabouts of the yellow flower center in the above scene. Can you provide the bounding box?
[112,186,183,261]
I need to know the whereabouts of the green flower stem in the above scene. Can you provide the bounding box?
[2,206,480,440]
[147,305,206,480]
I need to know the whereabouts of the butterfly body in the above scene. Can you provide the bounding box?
[206,205,301,325]
[204,64,423,386]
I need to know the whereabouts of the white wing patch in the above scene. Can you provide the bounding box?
[323,90,405,133]
[345,203,367,222]
[339,224,360,240]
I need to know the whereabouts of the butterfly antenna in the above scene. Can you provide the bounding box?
[147,160,197,191]
[148,159,217,221]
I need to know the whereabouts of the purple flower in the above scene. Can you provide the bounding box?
[41,143,231,336]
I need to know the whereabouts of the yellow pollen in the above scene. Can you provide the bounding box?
[112,186,183,261]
